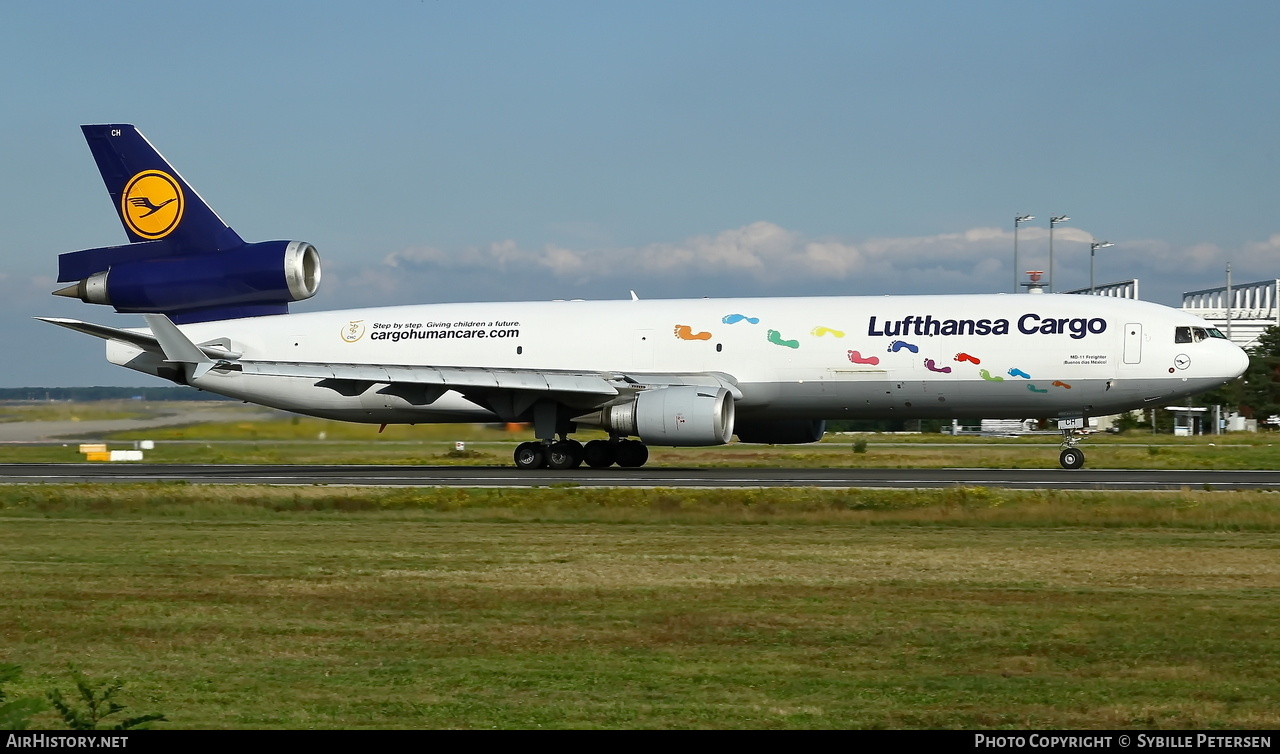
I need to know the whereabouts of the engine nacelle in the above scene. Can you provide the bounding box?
[56,240,320,323]
[735,418,826,444]
[585,386,735,446]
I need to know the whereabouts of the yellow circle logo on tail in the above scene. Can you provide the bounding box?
[121,170,184,239]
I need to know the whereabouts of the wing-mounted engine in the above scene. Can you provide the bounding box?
[55,240,321,323]
[735,418,826,444]
[575,385,735,446]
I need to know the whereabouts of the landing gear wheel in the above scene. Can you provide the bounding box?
[547,440,584,470]
[514,441,547,470]
[615,439,650,468]
[583,439,616,468]
[1059,447,1085,470]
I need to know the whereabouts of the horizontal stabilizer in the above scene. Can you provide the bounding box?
[35,317,240,361]
[36,316,163,354]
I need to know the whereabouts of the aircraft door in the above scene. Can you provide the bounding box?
[1123,323,1142,364]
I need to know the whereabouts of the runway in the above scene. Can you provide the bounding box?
[3,463,1280,490]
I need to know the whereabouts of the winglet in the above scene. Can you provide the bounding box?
[143,313,215,380]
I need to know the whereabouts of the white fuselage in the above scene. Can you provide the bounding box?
[105,293,1249,428]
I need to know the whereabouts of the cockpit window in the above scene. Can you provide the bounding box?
[1177,326,1229,342]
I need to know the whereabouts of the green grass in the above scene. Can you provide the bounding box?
[12,439,1279,470]
[1,485,1279,729]
[5,407,1280,728]
[0,400,151,423]
[6,400,1278,468]
[4,484,1280,529]
[103,413,1280,468]
[15,430,1280,469]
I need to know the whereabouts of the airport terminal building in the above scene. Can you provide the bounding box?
[1060,277,1278,350]
[1180,279,1280,350]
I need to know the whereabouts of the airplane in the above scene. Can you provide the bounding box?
[40,125,1250,470]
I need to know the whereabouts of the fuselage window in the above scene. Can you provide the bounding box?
[1175,327,1193,343]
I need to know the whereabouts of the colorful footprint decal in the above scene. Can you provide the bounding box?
[810,326,845,338]
[1052,380,1073,389]
[1008,368,1031,379]
[722,314,760,325]
[848,350,880,366]
[888,340,919,353]
[978,368,1004,382]
[955,352,981,364]
[767,329,800,349]
[924,358,951,373]
[1027,384,1048,393]
[674,324,712,341]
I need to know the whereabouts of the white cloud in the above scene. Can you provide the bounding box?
[381,221,1023,286]
[366,221,1280,306]
[1236,234,1280,279]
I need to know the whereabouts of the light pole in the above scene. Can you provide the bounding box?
[1014,214,1034,292]
[1049,215,1069,292]
[1226,262,1232,342]
[1089,240,1113,294]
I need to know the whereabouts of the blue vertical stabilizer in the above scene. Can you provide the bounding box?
[79,125,245,253]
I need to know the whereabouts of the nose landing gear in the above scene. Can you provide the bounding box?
[1058,417,1087,469]
[1059,443,1085,470]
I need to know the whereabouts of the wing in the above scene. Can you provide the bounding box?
[37,316,742,420]
[237,359,741,419]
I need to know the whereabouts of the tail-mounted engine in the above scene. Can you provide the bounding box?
[577,386,735,446]
[55,240,320,324]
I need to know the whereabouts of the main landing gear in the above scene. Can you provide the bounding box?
[513,438,649,470]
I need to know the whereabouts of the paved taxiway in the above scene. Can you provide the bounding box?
[3,464,1280,490]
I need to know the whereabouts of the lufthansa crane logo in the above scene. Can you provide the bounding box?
[121,170,184,239]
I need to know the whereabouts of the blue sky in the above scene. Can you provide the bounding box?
[3,1,1279,386]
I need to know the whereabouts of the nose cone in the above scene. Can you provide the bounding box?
[1225,342,1250,380]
